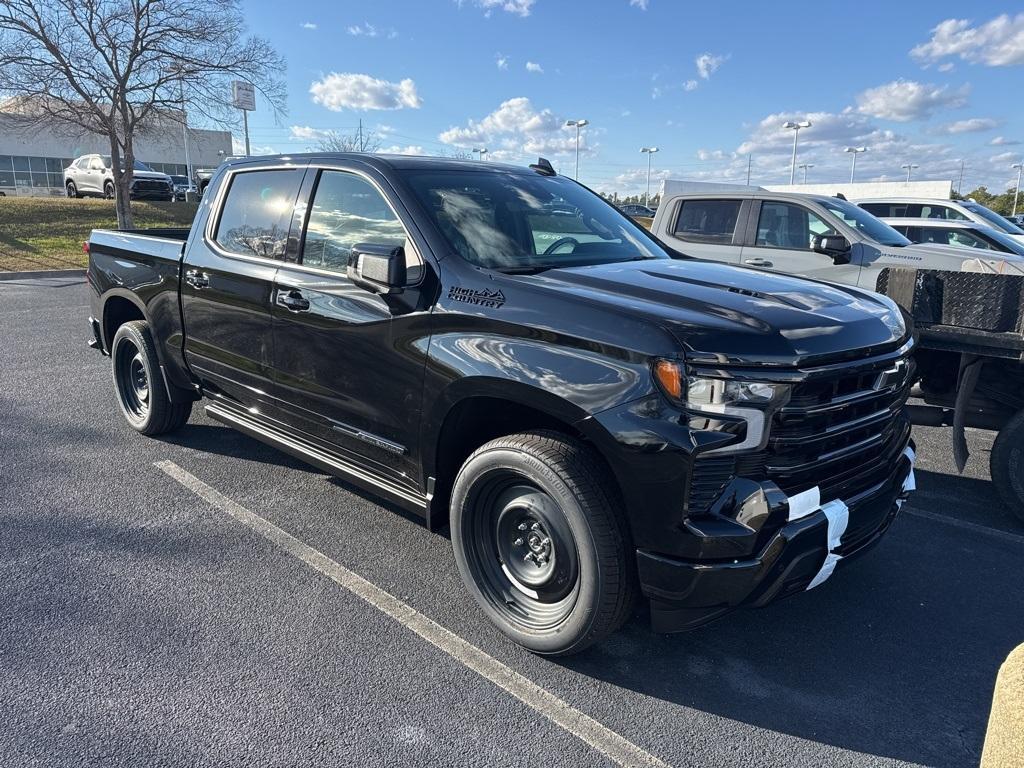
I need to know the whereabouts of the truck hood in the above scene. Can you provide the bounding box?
[529,259,907,367]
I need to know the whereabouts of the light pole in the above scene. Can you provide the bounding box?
[565,119,588,180]
[166,62,193,189]
[641,147,659,207]
[473,147,489,161]
[902,163,919,183]
[844,146,867,183]
[783,120,811,185]
[1013,162,1023,217]
[798,163,814,184]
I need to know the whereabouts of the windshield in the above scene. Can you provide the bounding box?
[962,202,1024,235]
[819,198,911,247]
[101,156,154,172]
[403,170,670,271]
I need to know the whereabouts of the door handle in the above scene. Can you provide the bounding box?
[184,269,209,288]
[744,258,773,267]
[277,289,310,312]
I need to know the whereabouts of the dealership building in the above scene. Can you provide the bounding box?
[0,110,232,196]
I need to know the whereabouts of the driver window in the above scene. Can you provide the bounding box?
[756,202,832,250]
[302,170,421,279]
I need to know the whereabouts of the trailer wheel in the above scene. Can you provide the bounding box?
[990,409,1024,525]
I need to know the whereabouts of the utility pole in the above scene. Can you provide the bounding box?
[957,159,965,195]
[358,118,364,152]
[745,153,752,186]
[1013,161,1023,217]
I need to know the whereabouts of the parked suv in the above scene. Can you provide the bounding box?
[856,198,1024,245]
[64,154,173,201]
[651,187,1022,290]
[880,218,1024,256]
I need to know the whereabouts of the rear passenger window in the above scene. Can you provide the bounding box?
[673,200,741,244]
[214,169,304,259]
[302,170,420,279]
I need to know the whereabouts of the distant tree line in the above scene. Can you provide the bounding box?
[600,192,661,207]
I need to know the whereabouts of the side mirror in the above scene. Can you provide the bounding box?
[347,243,406,294]
[812,233,852,265]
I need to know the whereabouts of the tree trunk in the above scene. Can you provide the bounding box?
[107,136,134,230]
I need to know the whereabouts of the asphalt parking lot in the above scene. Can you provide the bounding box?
[2,276,1023,768]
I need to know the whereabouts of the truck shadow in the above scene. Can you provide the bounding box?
[561,507,1022,767]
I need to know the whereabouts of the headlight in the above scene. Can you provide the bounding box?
[654,360,787,407]
[653,360,789,454]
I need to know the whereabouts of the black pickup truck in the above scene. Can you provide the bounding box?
[87,154,916,655]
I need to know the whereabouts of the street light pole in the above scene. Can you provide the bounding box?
[640,147,659,207]
[167,62,193,187]
[783,120,811,185]
[844,146,867,183]
[473,147,489,161]
[1013,162,1023,217]
[902,163,919,183]
[565,119,588,180]
[798,163,814,184]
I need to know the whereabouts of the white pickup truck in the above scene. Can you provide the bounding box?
[650,185,1023,291]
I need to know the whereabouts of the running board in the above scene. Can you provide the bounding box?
[204,402,428,515]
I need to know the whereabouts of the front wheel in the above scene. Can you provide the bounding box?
[65,181,79,198]
[103,181,114,199]
[450,430,637,656]
[990,409,1024,524]
[111,320,191,435]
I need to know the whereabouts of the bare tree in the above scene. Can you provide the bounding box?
[0,0,286,228]
[315,128,382,154]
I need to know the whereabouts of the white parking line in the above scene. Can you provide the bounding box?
[902,507,1024,545]
[154,459,668,768]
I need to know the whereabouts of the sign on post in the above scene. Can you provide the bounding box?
[231,81,256,111]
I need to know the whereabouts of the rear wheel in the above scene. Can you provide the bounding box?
[450,430,636,656]
[111,320,191,435]
[990,409,1024,524]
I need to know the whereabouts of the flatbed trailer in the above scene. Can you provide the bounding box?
[879,268,1024,522]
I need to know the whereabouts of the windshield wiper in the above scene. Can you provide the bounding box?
[495,265,553,275]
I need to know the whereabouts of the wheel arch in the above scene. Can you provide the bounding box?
[101,290,150,352]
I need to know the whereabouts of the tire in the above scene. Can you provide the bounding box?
[990,409,1024,525]
[66,181,79,199]
[110,320,191,435]
[450,430,637,656]
[103,181,114,199]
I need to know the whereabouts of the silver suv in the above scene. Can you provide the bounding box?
[64,154,173,201]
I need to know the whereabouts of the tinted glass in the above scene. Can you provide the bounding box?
[820,198,911,246]
[673,200,741,244]
[302,170,415,276]
[755,202,833,249]
[214,169,304,259]
[963,202,1024,235]
[404,171,668,271]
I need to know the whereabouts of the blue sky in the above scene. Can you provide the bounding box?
[236,1,1024,194]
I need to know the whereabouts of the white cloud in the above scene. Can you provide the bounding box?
[683,79,698,92]
[937,62,955,72]
[496,53,509,70]
[630,0,649,9]
[378,144,427,155]
[346,22,398,39]
[989,151,1020,165]
[232,138,276,156]
[438,97,587,160]
[695,52,727,80]
[525,61,543,74]
[594,167,671,196]
[289,125,330,141]
[697,149,727,161]
[310,73,422,111]
[990,136,1022,146]
[937,117,1000,134]
[300,22,317,30]
[459,0,535,17]
[855,80,969,122]
[912,14,1024,67]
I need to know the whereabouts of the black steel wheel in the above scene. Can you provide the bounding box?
[991,408,1024,525]
[451,430,636,656]
[110,320,191,435]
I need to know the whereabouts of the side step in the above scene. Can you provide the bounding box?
[204,402,428,516]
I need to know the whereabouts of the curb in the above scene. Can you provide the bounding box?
[982,643,1024,767]
[0,268,86,282]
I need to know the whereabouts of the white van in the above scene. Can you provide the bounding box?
[650,189,1024,291]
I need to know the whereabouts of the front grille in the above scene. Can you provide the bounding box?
[688,351,913,515]
[132,179,169,192]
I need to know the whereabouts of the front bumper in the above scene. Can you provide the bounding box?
[638,442,915,633]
